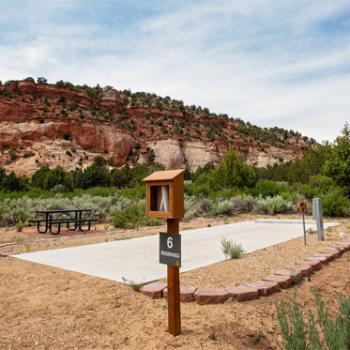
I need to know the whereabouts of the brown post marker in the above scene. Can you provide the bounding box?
[167,218,181,336]
[143,169,184,337]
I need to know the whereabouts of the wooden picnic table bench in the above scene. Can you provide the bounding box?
[29,209,97,235]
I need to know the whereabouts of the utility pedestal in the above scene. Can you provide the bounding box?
[312,198,324,241]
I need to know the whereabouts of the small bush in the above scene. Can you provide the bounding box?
[214,199,234,216]
[15,222,25,232]
[322,189,349,217]
[252,179,287,197]
[23,151,34,158]
[184,208,197,222]
[220,238,245,259]
[113,212,128,229]
[257,195,294,214]
[112,201,160,230]
[231,196,256,214]
[129,281,143,292]
[276,290,350,350]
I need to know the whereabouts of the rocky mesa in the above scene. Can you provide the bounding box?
[0,78,314,176]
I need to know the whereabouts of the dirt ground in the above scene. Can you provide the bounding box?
[178,223,346,287]
[1,247,350,349]
[1,216,349,349]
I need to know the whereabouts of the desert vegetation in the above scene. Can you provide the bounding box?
[0,125,349,230]
[277,290,350,350]
[220,238,245,259]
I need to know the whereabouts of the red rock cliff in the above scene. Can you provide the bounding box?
[0,79,312,176]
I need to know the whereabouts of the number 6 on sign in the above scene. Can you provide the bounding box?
[159,232,181,267]
[167,237,173,249]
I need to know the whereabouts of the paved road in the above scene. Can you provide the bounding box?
[14,220,337,284]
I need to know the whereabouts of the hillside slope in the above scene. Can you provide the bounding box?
[0,78,314,176]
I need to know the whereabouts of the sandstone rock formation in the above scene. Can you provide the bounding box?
[0,79,312,176]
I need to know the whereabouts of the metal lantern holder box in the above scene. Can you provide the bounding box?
[143,169,184,219]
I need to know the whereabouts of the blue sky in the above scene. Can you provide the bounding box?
[1,0,350,141]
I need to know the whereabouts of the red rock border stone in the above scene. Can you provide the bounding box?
[262,274,292,289]
[139,240,350,305]
[225,285,259,301]
[194,288,229,304]
[163,286,197,302]
[140,281,167,299]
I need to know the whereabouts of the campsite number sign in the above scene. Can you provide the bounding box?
[159,232,181,267]
[143,169,184,336]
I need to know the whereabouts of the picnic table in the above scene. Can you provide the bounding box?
[29,209,97,235]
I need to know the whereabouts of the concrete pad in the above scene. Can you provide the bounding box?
[255,219,318,224]
[13,220,337,284]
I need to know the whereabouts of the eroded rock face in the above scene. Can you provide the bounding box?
[147,139,184,169]
[3,139,113,177]
[0,79,311,175]
[246,146,297,168]
[99,89,123,112]
[183,141,219,170]
[0,120,135,175]
[0,99,34,123]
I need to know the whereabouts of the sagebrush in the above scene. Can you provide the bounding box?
[276,290,350,350]
[220,238,245,259]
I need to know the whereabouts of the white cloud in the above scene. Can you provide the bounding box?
[0,0,349,141]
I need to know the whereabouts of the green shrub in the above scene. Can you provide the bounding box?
[113,212,127,229]
[276,290,350,350]
[230,196,256,214]
[1,172,28,192]
[297,183,317,200]
[214,199,234,216]
[220,238,245,259]
[298,176,338,200]
[322,189,349,217]
[257,195,294,214]
[23,151,34,158]
[15,222,26,232]
[252,179,287,197]
[112,201,160,230]
[209,187,242,199]
[184,208,197,222]
[184,197,198,219]
[117,184,145,199]
[209,150,256,191]
[185,182,211,197]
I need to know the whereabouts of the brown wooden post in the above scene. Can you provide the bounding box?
[167,218,181,336]
[143,170,184,337]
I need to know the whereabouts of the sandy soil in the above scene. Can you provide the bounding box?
[1,248,350,349]
[178,223,347,287]
[1,215,348,349]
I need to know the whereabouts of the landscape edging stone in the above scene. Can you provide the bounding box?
[140,240,349,305]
